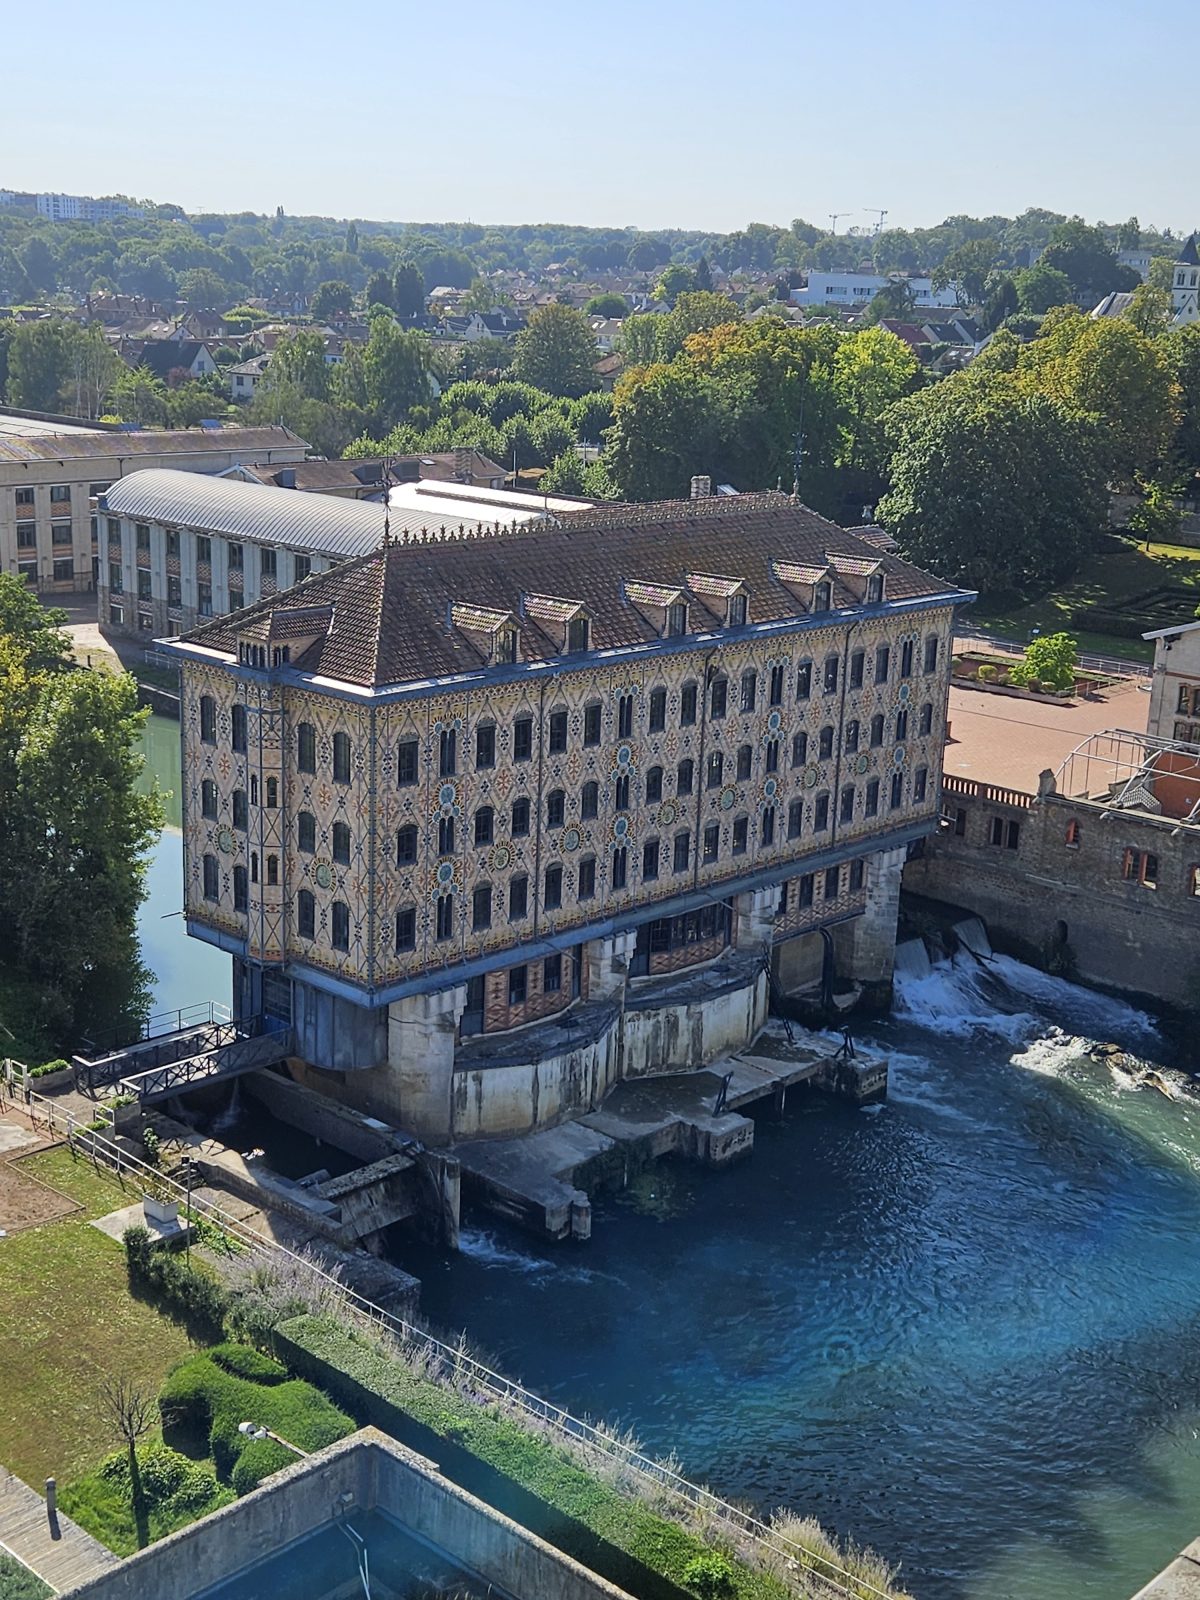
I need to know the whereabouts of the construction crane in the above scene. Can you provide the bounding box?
[828,212,847,235]
[865,208,888,235]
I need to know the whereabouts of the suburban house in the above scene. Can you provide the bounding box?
[158,489,968,1145]
[124,339,220,382]
[228,354,272,401]
[0,420,307,594]
[791,272,959,311]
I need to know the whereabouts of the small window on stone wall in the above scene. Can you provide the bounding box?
[1065,819,1081,848]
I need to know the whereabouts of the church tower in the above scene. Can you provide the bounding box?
[1172,236,1200,326]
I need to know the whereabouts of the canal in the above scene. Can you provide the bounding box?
[135,713,1200,1600]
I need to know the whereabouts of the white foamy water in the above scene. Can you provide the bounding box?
[457,1227,609,1285]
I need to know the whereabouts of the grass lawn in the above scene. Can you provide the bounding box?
[0,1146,200,1486]
[970,538,1200,662]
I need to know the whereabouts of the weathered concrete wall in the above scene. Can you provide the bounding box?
[61,1430,633,1600]
[905,787,1200,1009]
[244,1068,398,1163]
[1128,1537,1200,1600]
[622,969,768,1078]
[452,1030,620,1141]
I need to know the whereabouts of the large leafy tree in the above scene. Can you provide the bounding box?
[877,374,1107,594]
[7,320,74,411]
[363,317,432,428]
[0,578,160,1046]
[931,239,997,307]
[1013,262,1072,315]
[512,303,597,398]
[1038,219,1139,305]
[1018,312,1179,482]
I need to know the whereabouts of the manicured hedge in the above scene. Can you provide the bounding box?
[123,1226,229,1339]
[159,1344,353,1491]
[0,1551,51,1600]
[276,1315,791,1600]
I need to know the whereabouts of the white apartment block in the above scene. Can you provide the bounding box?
[0,423,308,595]
[791,272,959,310]
[35,192,144,222]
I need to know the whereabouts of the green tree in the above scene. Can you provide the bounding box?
[310,280,353,319]
[1009,631,1079,691]
[1170,323,1200,472]
[877,374,1106,593]
[1039,219,1138,304]
[539,450,587,495]
[511,303,597,398]
[267,331,330,401]
[19,236,57,295]
[364,269,394,310]
[863,279,917,323]
[604,363,731,500]
[178,266,231,308]
[694,256,714,292]
[0,586,159,1045]
[1117,217,1142,252]
[583,293,630,319]
[64,324,121,419]
[832,325,921,489]
[363,317,432,427]
[111,366,169,427]
[657,291,740,358]
[1127,477,1183,545]
[7,320,73,411]
[1123,283,1172,336]
[982,274,1019,331]
[654,263,696,301]
[1013,262,1073,314]
[392,262,426,318]
[931,239,997,307]
[1148,256,1177,292]
[344,221,359,255]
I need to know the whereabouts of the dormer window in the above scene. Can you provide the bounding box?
[451,602,520,665]
[666,601,688,637]
[866,573,885,605]
[813,582,832,612]
[567,616,590,653]
[495,627,519,664]
[728,593,748,627]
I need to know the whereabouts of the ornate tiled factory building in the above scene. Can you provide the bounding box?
[162,491,970,1142]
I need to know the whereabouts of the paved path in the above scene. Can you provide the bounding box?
[0,1465,117,1593]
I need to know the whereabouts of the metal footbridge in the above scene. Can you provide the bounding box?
[73,1005,292,1102]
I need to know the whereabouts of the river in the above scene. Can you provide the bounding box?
[136,714,228,1017]
[134,715,1200,1600]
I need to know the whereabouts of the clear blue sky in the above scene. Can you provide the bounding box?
[6,0,1196,235]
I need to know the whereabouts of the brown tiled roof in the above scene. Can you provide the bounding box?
[179,491,966,690]
[623,581,686,608]
[827,553,883,577]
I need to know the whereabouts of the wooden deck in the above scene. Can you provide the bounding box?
[0,1466,117,1594]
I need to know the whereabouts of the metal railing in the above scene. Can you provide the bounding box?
[79,1000,232,1059]
[0,1068,898,1600]
[955,626,1151,683]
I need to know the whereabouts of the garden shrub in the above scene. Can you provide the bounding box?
[29,1058,70,1079]
[123,1226,230,1339]
[683,1553,737,1597]
[230,1437,294,1496]
[975,664,997,683]
[59,1443,231,1557]
[159,1345,353,1491]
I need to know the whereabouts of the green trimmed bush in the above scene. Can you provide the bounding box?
[975,664,997,683]
[123,1226,230,1339]
[159,1346,353,1492]
[683,1553,737,1597]
[211,1345,288,1384]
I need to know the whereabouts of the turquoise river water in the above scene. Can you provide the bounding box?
[135,717,1200,1600]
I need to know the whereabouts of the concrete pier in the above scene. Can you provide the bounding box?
[453,1026,887,1240]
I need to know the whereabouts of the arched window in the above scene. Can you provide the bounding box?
[199,694,216,744]
[919,701,934,737]
[396,824,418,865]
[297,811,316,853]
[645,766,663,804]
[265,776,278,808]
[581,781,599,819]
[796,660,812,701]
[201,779,218,820]
[474,806,494,846]
[870,714,885,748]
[202,853,219,900]
[250,851,259,884]
[297,722,316,773]
[233,864,248,912]
[439,727,457,776]
[438,815,455,855]
[677,758,694,796]
[895,708,908,742]
[332,731,351,784]
[792,731,808,768]
[332,821,351,864]
[818,725,834,761]
[546,788,566,828]
[736,744,753,782]
[331,901,350,951]
[615,775,630,810]
[648,687,667,732]
[845,720,860,754]
[706,751,724,789]
[740,670,757,713]
[890,771,904,810]
[266,854,279,886]
[231,703,247,754]
[297,889,315,939]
